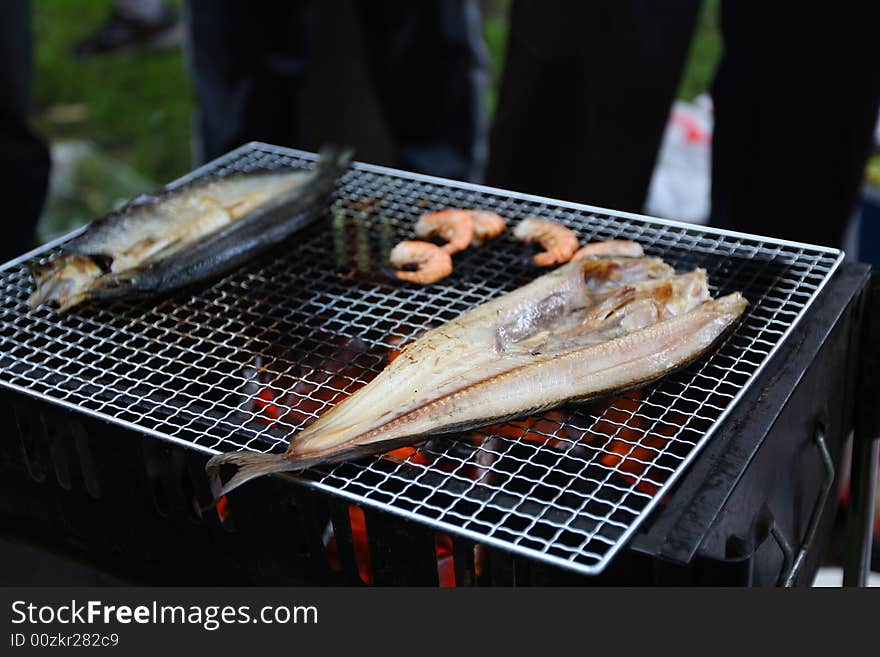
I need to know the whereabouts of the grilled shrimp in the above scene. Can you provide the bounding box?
[469,210,507,246]
[572,240,644,260]
[390,240,453,284]
[415,209,475,254]
[513,218,579,266]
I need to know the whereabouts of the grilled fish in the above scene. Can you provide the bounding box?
[29,147,352,311]
[207,255,747,497]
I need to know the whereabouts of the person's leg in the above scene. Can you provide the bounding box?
[710,1,880,247]
[72,0,178,57]
[185,0,312,163]
[114,0,171,23]
[355,0,489,181]
[486,0,702,212]
[0,0,50,262]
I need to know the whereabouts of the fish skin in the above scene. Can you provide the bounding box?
[29,147,352,311]
[207,255,747,498]
[30,174,302,311]
[88,148,352,301]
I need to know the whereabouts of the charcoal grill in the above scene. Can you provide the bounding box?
[0,143,876,586]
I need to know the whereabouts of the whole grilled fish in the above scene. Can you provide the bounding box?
[207,254,747,497]
[29,147,352,311]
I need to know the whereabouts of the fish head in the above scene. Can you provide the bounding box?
[29,255,104,311]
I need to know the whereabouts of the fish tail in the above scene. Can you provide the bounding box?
[87,270,146,301]
[317,144,355,171]
[205,450,298,500]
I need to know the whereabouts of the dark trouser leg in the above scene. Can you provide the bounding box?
[711,1,880,248]
[185,0,311,163]
[355,0,489,181]
[0,0,50,262]
[485,0,701,211]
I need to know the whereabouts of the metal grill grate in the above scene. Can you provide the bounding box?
[0,143,843,575]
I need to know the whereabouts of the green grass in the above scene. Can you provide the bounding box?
[869,155,880,187]
[677,0,722,101]
[32,0,193,185]
[482,0,511,116]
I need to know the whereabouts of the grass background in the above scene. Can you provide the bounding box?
[29,0,877,236]
[31,0,725,186]
[32,0,193,184]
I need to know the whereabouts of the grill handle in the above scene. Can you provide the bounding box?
[770,426,835,587]
[844,272,880,586]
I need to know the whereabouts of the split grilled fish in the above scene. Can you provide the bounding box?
[208,254,747,497]
[29,147,352,311]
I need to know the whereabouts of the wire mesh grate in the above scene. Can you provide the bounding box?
[0,143,842,574]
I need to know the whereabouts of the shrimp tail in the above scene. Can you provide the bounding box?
[206,450,299,500]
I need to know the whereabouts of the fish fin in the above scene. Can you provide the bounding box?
[205,450,298,500]
[27,288,49,310]
[87,270,154,301]
[29,260,56,284]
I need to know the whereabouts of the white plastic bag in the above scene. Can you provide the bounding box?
[645,94,713,225]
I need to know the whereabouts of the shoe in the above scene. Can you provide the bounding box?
[72,6,179,57]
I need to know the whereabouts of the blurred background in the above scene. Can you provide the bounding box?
[31,0,878,251]
[17,0,880,583]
